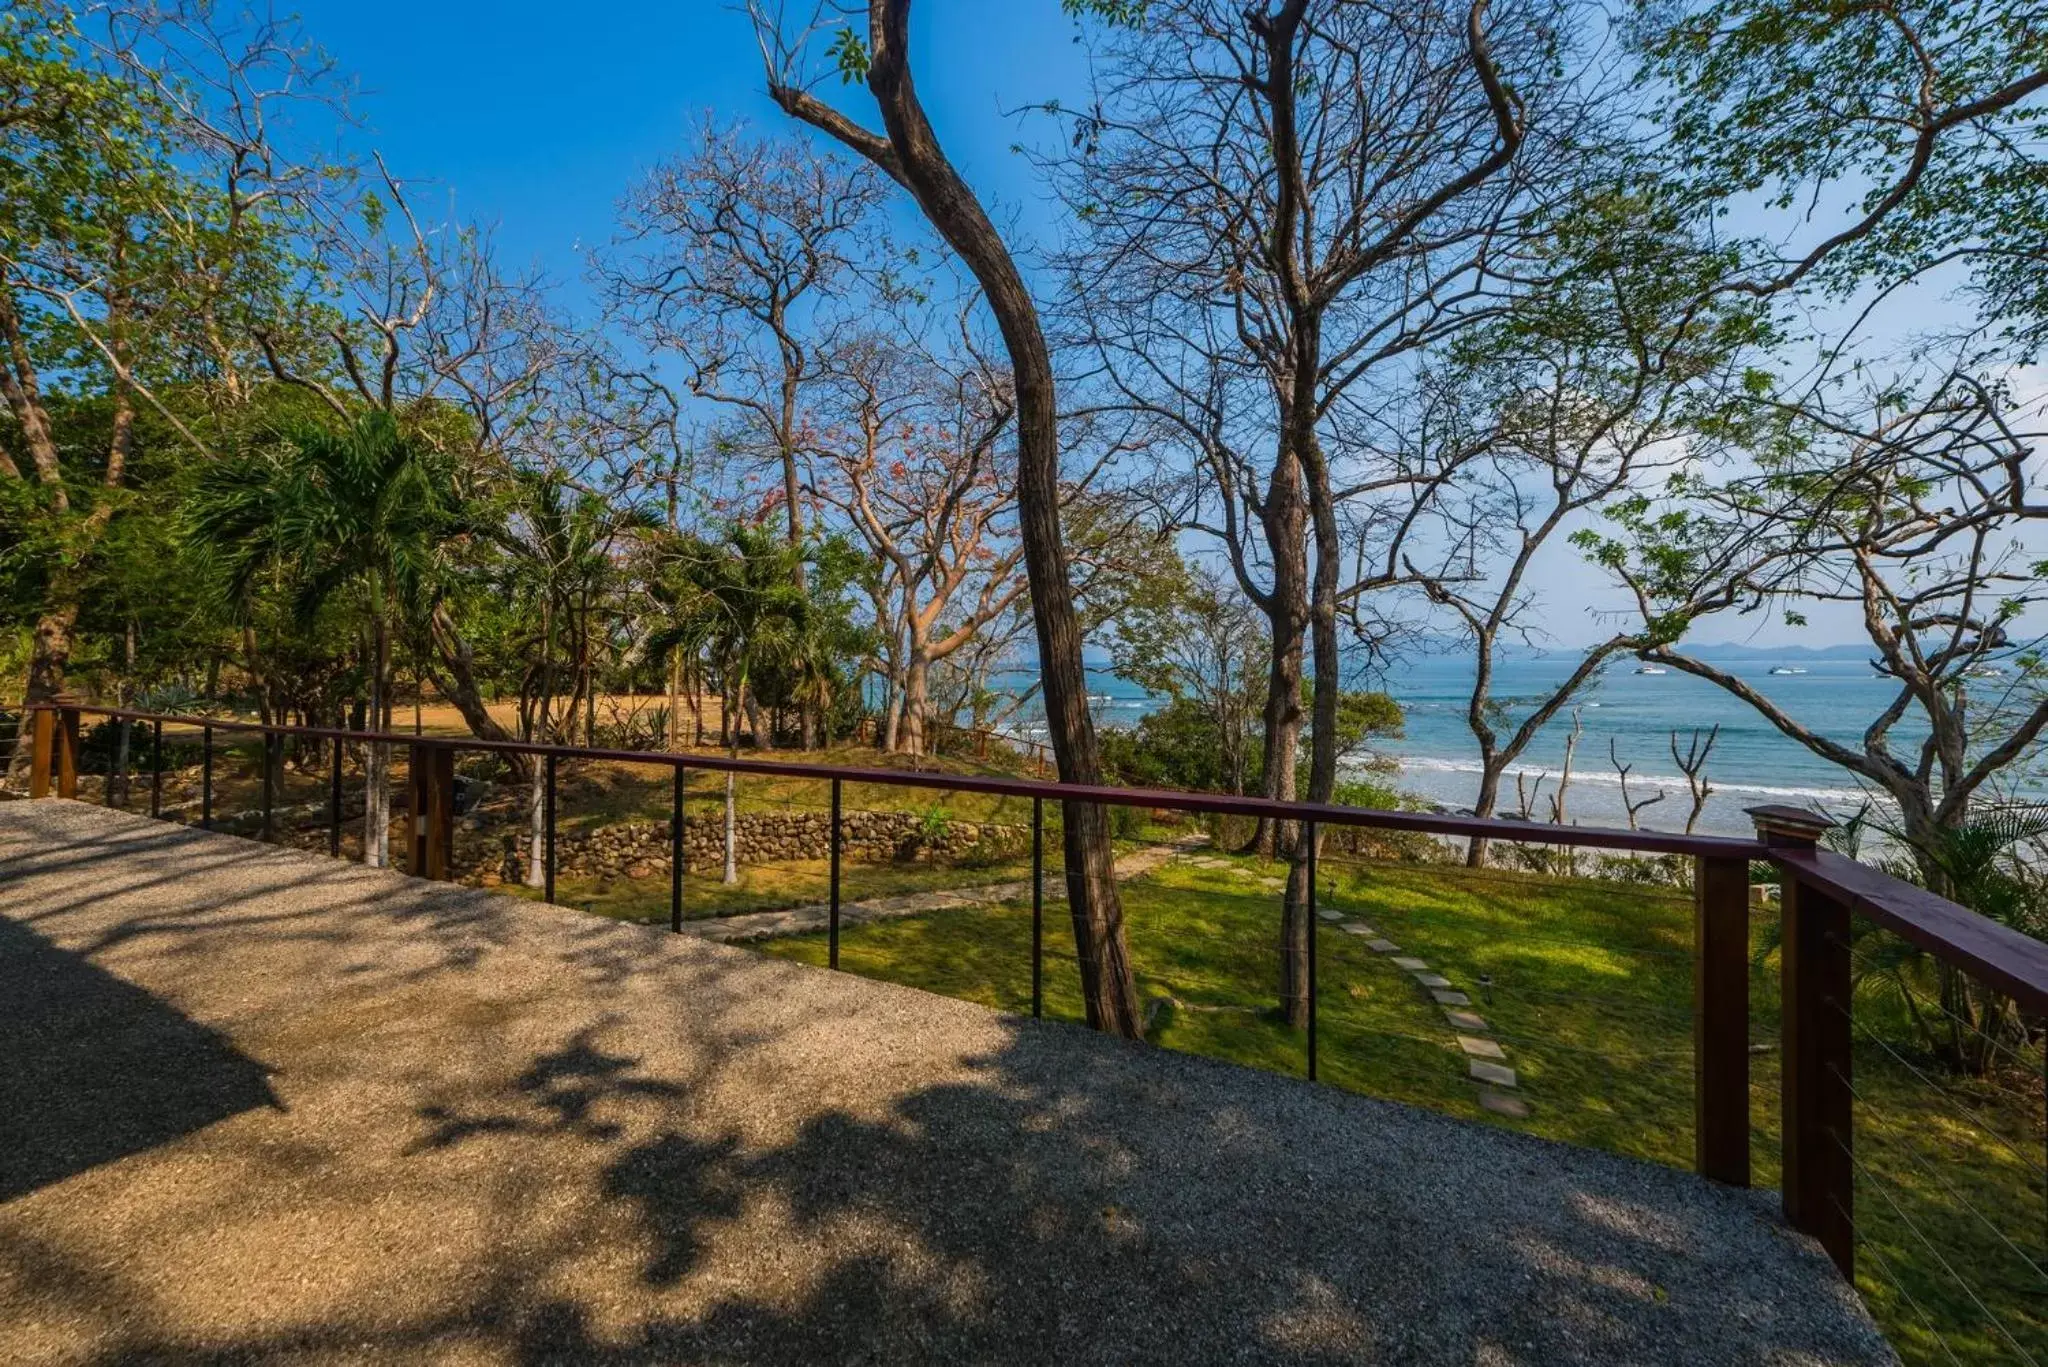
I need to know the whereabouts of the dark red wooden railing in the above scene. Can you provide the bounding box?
[22,698,2048,1283]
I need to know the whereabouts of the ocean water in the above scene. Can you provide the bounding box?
[1001,651,2041,839]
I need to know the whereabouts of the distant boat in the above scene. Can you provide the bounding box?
[1966,666,2006,680]
[1769,666,1808,676]
[1634,665,1668,675]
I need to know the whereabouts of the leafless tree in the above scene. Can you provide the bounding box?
[1052,0,1602,1023]
[598,121,886,744]
[808,310,1029,755]
[1546,707,1583,826]
[1609,738,1668,830]
[1401,193,1760,865]
[1670,726,1719,836]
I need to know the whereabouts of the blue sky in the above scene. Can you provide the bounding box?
[284,2,1941,651]
[297,2,1092,304]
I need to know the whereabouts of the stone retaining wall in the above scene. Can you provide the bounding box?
[457,808,1030,883]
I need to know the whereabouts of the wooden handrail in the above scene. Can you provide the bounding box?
[1774,846,2048,1016]
[27,702,1763,859]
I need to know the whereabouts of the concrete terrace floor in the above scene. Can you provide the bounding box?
[0,800,1894,1366]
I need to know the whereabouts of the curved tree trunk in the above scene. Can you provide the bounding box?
[1466,758,1505,868]
[772,0,1141,1036]
[899,653,931,756]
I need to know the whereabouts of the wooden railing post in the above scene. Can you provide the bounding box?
[28,706,53,798]
[54,696,79,799]
[1694,853,1751,1186]
[408,740,455,880]
[1752,805,1854,1280]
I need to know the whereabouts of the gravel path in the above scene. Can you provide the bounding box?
[0,800,1894,1366]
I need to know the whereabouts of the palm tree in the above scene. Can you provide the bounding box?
[188,411,469,868]
[664,526,809,884]
[494,470,653,887]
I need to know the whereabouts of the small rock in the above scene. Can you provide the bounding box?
[1444,1009,1489,1032]
[1412,972,1452,989]
[1457,1035,1506,1061]
[1430,989,1471,1007]
[1390,956,1429,971]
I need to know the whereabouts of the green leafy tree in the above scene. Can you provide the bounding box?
[667,524,810,883]
[2,0,338,760]
[187,411,471,866]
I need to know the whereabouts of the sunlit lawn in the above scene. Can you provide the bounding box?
[502,851,1037,922]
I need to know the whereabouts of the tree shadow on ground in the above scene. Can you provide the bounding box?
[0,801,1890,1366]
[0,915,278,1201]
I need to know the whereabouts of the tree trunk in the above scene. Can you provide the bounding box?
[722,769,738,886]
[1251,615,1304,853]
[1248,455,1308,856]
[881,677,903,753]
[666,652,684,752]
[1466,758,1505,868]
[899,653,931,756]
[5,602,78,788]
[525,751,547,889]
[366,619,390,869]
[776,2,1141,1037]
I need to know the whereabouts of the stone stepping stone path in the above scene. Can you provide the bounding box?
[683,832,1211,944]
[1357,919,1532,1122]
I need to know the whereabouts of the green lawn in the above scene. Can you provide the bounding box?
[757,844,2046,1367]
[502,851,1037,923]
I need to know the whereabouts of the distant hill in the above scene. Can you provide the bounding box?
[1487,638,1873,663]
[1676,640,1873,662]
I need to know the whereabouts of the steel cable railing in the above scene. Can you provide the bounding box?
[20,698,2048,1366]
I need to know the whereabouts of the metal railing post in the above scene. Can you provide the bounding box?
[261,730,276,843]
[1695,853,1752,1186]
[1031,796,1044,1019]
[150,719,163,818]
[329,728,344,856]
[201,725,213,830]
[543,751,557,905]
[829,777,843,970]
[670,764,685,933]
[1306,818,1319,1082]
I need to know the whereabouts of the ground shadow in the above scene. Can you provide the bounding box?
[0,915,278,1201]
[0,802,1891,1365]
